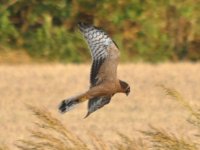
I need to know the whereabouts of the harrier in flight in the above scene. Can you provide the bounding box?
[59,22,130,118]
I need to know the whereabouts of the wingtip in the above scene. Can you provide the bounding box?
[84,112,91,119]
[77,21,83,27]
[77,22,86,29]
[77,22,92,32]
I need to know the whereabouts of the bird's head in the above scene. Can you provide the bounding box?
[119,80,130,96]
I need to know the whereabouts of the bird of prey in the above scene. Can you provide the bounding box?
[59,22,130,118]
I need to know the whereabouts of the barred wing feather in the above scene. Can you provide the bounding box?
[78,22,117,87]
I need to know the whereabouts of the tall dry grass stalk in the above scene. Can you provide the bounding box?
[139,84,200,150]
[141,126,198,150]
[16,105,145,150]
[159,84,197,116]
[16,105,88,150]
[159,84,200,129]
[7,85,200,150]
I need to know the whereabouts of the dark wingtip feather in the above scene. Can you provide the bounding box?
[77,22,89,31]
[77,22,83,27]
[84,112,91,119]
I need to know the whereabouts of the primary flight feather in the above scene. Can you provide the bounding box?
[59,22,130,118]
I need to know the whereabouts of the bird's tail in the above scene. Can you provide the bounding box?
[58,97,80,113]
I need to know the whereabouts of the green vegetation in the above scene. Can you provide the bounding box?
[0,0,199,62]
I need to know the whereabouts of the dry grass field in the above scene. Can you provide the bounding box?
[0,63,200,149]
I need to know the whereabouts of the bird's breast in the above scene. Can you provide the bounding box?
[87,82,118,98]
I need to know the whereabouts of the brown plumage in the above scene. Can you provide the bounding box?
[59,22,130,118]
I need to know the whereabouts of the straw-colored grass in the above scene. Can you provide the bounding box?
[141,85,200,150]
[0,63,200,149]
[13,85,200,150]
[16,105,88,150]
[16,105,146,150]
[159,84,200,130]
[142,126,198,150]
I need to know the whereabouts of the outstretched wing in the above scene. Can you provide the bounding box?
[84,96,111,118]
[78,22,120,87]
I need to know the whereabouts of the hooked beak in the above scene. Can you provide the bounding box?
[125,88,130,96]
[126,92,130,96]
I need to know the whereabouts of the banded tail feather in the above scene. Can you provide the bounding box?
[59,97,79,113]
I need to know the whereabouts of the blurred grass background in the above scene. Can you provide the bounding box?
[0,0,199,63]
[1,85,200,150]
